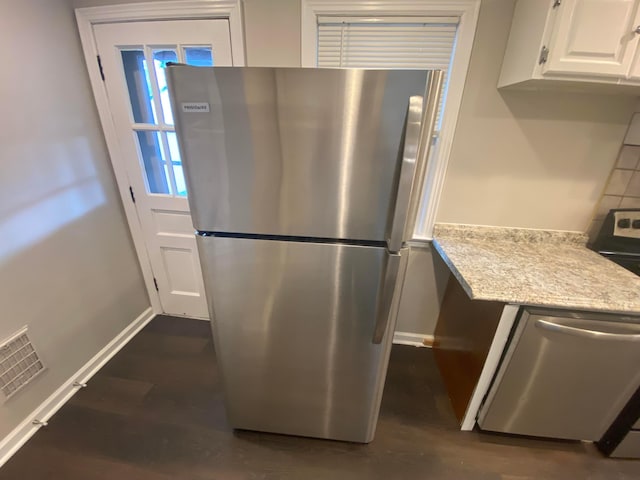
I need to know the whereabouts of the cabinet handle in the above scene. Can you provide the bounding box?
[635,26,640,34]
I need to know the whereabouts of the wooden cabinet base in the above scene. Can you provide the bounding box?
[433,278,505,423]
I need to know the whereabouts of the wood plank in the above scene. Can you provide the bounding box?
[142,315,212,337]
[68,375,153,416]
[2,315,638,479]
[433,277,505,423]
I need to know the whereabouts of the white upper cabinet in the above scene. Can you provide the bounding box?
[544,0,640,77]
[629,28,640,78]
[499,0,640,89]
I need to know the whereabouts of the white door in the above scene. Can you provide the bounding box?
[94,20,232,318]
[544,0,640,77]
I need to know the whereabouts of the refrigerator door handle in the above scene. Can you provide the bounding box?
[387,96,424,252]
[387,70,444,251]
[372,254,401,344]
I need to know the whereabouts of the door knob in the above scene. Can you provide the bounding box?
[635,25,640,34]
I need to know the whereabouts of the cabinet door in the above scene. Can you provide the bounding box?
[628,29,640,77]
[544,0,640,77]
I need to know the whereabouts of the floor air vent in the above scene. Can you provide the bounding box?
[0,328,44,401]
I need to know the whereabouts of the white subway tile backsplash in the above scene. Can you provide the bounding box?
[624,113,640,145]
[620,197,640,209]
[587,218,604,240]
[595,195,622,219]
[624,171,640,197]
[605,169,634,195]
[616,146,640,169]
[588,113,640,238]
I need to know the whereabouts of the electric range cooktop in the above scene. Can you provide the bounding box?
[592,209,640,277]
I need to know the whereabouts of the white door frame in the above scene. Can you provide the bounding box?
[75,0,246,314]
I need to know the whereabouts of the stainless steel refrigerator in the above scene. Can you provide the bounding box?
[167,66,442,443]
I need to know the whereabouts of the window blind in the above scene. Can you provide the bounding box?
[317,17,459,130]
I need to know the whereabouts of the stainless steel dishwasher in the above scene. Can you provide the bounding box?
[478,308,640,441]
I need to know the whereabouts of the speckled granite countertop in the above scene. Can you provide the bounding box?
[432,224,640,314]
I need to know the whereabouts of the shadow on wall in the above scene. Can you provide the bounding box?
[499,91,634,176]
[0,137,106,263]
[395,244,450,336]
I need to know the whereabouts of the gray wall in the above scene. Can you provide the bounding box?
[243,0,300,66]
[0,0,149,440]
[437,0,637,232]
[396,245,449,336]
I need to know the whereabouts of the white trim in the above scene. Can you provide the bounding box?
[393,331,433,347]
[317,15,460,24]
[0,308,155,468]
[302,0,481,240]
[460,304,520,431]
[76,0,245,65]
[0,326,29,348]
[75,1,246,315]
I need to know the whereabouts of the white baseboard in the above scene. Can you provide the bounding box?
[393,331,434,348]
[0,307,155,468]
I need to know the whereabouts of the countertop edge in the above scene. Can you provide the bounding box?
[432,236,640,316]
[431,239,477,300]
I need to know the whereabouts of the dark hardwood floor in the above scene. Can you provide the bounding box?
[2,315,638,479]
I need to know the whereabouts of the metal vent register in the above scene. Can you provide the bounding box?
[0,329,44,400]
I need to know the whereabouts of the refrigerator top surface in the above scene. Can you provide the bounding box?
[168,66,433,242]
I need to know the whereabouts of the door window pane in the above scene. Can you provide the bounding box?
[136,130,170,194]
[121,50,157,124]
[167,132,186,196]
[152,49,178,125]
[184,47,214,66]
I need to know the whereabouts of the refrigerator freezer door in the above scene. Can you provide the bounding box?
[197,235,408,442]
[169,67,428,241]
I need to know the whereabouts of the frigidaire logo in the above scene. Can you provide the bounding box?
[182,102,210,113]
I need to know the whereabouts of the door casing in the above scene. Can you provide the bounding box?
[75,0,246,315]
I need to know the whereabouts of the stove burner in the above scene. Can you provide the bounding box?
[592,209,640,277]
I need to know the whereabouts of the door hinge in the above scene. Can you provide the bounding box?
[129,186,136,203]
[97,55,105,81]
[153,277,159,291]
[552,0,561,8]
[539,45,549,65]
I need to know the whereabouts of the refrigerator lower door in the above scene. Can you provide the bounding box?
[478,309,640,441]
[197,235,408,443]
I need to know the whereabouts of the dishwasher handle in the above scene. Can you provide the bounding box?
[535,318,640,342]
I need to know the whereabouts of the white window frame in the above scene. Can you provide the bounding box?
[302,0,480,240]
